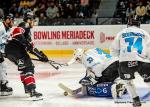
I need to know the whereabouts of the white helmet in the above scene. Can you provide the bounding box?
[66,48,84,65]
[73,48,84,60]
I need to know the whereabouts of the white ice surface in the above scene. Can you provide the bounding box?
[0,58,149,107]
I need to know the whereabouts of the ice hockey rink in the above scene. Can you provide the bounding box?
[0,58,150,107]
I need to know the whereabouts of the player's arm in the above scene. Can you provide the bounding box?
[109,32,121,58]
[11,27,48,62]
[144,30,150,59]
[64,56,76,66]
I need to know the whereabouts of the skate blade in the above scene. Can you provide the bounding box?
[30,96,43,101]
[0,92,13,96]
[133,105,142,107]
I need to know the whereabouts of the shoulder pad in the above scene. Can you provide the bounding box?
[18,22,26,27]
[11,27,25,38]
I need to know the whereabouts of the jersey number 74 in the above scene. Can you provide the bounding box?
[125,37,143,54]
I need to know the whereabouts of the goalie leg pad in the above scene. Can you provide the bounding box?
[87,82,113,97]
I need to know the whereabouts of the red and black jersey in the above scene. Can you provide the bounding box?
[11,22,34,51]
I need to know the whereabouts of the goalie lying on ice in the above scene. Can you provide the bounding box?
[64,48,127,98]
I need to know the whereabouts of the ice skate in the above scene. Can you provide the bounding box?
[29,89,43,101]
[0,81,13,96]
[132,96,142,107]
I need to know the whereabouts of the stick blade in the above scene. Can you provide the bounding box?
[58,83,82,95]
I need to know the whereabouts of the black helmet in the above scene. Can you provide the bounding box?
[127,16,140,27]
[23,11,35,22]
[3,13,14,20]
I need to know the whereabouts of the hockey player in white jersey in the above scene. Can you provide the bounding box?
[110,18,150,107]
[65,48,126,98]
[0,13,14,96]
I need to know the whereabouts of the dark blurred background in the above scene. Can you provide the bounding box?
[0,0,150,25]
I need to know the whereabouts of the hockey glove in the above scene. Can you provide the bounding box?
[38,51,49,62]
[31,48,49,62]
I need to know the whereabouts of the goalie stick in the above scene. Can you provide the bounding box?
[58,83,82,96]
[141,91,150,100]
[32,58,65,70]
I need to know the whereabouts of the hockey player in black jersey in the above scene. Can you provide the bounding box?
[4,11,48,100]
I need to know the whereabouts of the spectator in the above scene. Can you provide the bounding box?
[36,3,46,17]
[91,8,98,18]
[22,5,32,15]
[46,1,59,19]
[145,1,150,23]
[9,3,18,16]
[126,2,135,19]
[67,4,77,18]
[135,1,146,23]
[38,12,47,25]
[0,8,4,18]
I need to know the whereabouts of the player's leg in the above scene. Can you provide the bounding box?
[119,61,141,107]
[138,62,150,98]
[17,55,43,99]
[139,62,150,84]
[79,61,119,86]
[5,42,43,99]
[96,61,119,83]
[6,53,43,99]
[96,61,126,98]
[0,56,13,96]
[79,61,126,97]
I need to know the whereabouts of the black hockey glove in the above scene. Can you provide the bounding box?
[31,48,49,62]
[38,51,49,62]
[26,43,33,52]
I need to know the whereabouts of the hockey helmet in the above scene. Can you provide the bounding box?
[127,17,140,27]
[73,48,84,60]
[3,13,14,20]
[23,11,35,22]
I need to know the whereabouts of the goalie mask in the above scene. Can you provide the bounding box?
[66,48,84,65]
[73,48,84,63]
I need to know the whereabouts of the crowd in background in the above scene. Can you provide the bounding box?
[114,0,150,24]
[0,0,101,25]
[1,0,150,25]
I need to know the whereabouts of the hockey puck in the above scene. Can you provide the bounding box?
[64,91,68,96]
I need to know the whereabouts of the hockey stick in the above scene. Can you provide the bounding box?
[141,91,150,100]
[58,83,82,96]
[137,54,150,60]
[32,58,65,70]
[137,54,147,59]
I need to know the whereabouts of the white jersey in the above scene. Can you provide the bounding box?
[0,22,11,53]
[110,26,150,62]
[67,48,118,77]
